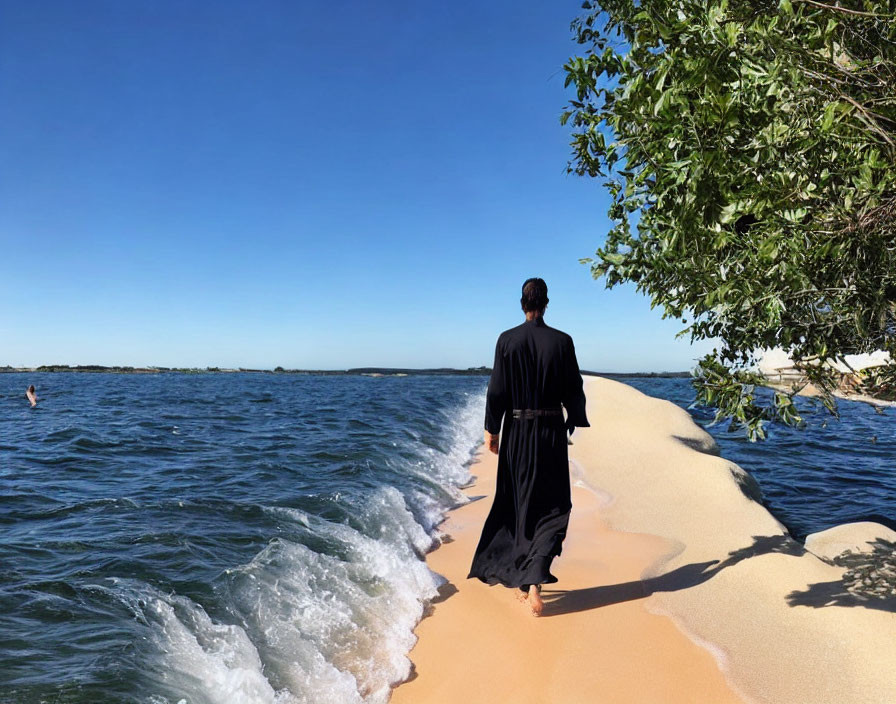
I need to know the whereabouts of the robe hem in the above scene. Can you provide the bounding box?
[465,572,559,589]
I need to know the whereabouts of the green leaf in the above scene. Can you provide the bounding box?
[821,101,836,132]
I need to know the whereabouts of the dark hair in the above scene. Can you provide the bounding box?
[28,385,35,393]
[520,277,549,313]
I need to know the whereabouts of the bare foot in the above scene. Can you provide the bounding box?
[515,590,529,604]
[528,584,543,617]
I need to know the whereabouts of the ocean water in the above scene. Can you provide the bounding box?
[2,372,894,703]
[0,374,485,704]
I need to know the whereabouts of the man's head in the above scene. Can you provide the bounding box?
[521,278,549,315]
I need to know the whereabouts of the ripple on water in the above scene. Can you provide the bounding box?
[0,373,485,703]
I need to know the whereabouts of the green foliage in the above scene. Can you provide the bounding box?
[564,0,896,438]
[856,363,896,400]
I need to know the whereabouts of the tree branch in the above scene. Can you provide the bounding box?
[793,0,893,18]
[840,94,896,146]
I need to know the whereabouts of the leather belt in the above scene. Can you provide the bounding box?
[512,408,563,419]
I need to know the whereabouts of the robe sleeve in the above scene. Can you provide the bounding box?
[562,337,590,434]
[484,336,507,434]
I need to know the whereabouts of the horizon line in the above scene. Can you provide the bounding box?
[0,363,694,377]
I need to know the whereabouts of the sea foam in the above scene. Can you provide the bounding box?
[122,388,485,703]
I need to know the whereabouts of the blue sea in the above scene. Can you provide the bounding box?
[1,373,894,703]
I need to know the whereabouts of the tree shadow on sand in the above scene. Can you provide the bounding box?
[542,534,802,617]
[786,539,896,612]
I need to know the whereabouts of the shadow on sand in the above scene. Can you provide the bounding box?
[787,538,896,612]
[542,534,803,617]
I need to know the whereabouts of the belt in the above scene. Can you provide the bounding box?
[512,408,563,419]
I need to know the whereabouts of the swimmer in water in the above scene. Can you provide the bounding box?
[26,385,37,407]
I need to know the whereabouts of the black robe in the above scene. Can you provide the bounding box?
[468,316,589,588]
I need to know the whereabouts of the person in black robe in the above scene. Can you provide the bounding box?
[467,277,589,615]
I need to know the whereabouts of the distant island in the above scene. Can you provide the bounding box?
[0,365,691,378]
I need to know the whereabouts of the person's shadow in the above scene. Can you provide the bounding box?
[541,534,803,616]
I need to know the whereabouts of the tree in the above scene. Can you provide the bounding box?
[563,0,896,438]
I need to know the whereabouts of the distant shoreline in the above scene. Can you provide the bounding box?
[0,365,692,378]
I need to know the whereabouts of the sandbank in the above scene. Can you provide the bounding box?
[390,376,896,704]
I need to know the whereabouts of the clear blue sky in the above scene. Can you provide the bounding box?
[0,1,714,371]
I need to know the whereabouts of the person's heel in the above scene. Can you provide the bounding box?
[528,584,544,617]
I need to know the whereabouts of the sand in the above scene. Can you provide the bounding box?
[390,376,896,704]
